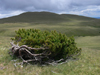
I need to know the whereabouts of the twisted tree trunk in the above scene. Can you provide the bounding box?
[9,42,50,64]
[9,42,72,66]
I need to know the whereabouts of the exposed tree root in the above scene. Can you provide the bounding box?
[9,42,78,66]
[9,42,51,64]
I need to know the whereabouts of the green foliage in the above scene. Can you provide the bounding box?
[12,29,81,59]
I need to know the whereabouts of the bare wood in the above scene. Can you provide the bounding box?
[9,42,69,65]
[20,45,49,50]
[9,42,50,63]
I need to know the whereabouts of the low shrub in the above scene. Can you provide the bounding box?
[11,29,81,63]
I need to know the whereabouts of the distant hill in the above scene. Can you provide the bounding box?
[0,11,96,23]
[0,11,100,37]
[94,17,100,19]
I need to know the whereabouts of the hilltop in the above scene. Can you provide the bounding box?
[0,11,96,23]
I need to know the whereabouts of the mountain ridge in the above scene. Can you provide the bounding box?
[0,11,96,23]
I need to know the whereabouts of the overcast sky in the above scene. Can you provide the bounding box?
[0,0,100,18]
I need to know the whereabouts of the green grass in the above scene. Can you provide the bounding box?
[0,25,100,75]
[75,36,100,49]
[0,36,100,75]
[0,12,100,75]
[0,12,100,37]
[0,22,100,37]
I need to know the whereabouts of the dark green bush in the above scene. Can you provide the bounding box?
[12,29,81,60]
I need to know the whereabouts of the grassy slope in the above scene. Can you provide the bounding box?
[0,12,100,75]
[0,11,95,23]
[0,12,69,23]
[0,12,100,36]
[0,36,100,75]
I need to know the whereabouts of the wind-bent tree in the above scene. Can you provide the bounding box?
[9,29,81,64]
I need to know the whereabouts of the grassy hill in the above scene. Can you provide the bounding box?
[0,12,68,23]
[0,11,95,23]
[0,11,100,75]
[0,11,100,36]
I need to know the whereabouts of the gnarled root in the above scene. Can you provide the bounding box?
[9,42,50,64]
[9,42,74,66]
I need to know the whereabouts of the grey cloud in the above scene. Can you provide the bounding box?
[0,0,100,10]
[0,0,100,18]
[0,0,100,12]
[72,0,100,6]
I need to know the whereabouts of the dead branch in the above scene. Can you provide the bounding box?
[9,42,50,64]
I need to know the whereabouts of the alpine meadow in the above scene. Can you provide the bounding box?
[0,12,100,75]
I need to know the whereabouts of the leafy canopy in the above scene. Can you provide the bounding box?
[12,29,81,59]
